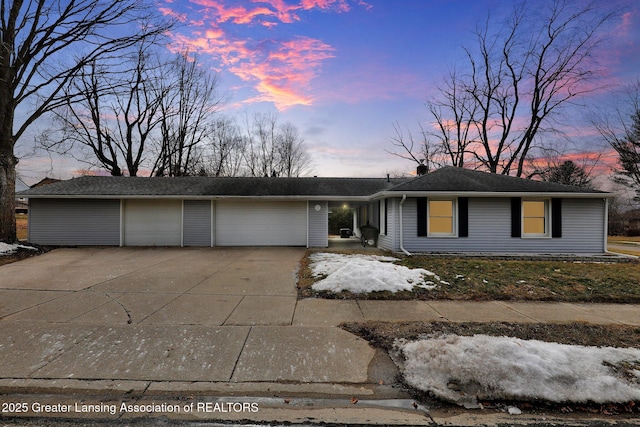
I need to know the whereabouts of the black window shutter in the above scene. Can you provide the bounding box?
[458,197,469,237]
[511,197,521,238]
[417,197,427,236]
[551,198,562,238]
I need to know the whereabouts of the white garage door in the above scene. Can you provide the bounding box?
[216,200,307,246]
[124,199,182,246]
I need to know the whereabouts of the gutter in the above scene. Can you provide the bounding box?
[399,194,412,256]
[371,190,614,200]
[17,194,375,202]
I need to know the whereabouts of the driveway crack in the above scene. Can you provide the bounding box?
[222,296,245,326]
[104,292,132,324]
[355,299,365,319]
[228,326,252,382]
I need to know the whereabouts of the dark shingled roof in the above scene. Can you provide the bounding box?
[18,176,407,198]
[387,167,606,194]
[18,167,607,198]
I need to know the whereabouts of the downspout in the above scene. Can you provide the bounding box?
[604,198,608,254]
[399,194,412,256]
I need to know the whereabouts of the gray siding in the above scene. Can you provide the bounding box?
[29,198,120,245]
[183,200,212,247]
[377,198,398,251]
[399,197,605,254]
[308,201,328,247]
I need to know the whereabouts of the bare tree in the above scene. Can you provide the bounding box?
[44,40,165,176]
[427,69,478,168]
[0,0,171,241]
[241,112,311,177]
[152,53,220,177]
[277,122,312,177]
[400,0,615,177]
[594,80,640,198]
[387,122,446,173]
[201,116,245,177]
[388,69,477,172]
[243,112,279,177]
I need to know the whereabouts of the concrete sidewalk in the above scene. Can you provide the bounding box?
[1,247,639,426]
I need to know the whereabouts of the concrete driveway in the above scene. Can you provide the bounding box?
[0,247,391,394]
[0,247,301,326]
[3,248,640,425]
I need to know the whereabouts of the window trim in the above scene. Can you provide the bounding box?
[427,198,458,237]
[521,198,551,238]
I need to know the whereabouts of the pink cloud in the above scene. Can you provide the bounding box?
[229,36,335,108]
[167,31,335,108]
[586,9,640,87]
[299,0,350,12]
[161,0,360,109]
[616,11,634,37]
[527,148,619,176]
[158,7,189,22]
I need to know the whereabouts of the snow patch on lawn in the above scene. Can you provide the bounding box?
[0,242,36,255]
[309,252,439,293]
[396,334,640,408]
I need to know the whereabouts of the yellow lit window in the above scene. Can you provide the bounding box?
[522,200,548,236]
[429,200,454,235]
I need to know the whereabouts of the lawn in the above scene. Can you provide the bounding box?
[299,250,640,414]
[16,213,28,240]
[609,235,640,243]
[298,250,640,303]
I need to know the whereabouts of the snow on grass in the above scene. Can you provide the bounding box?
[396,334,640,408]
[309,252,439,293]
[0,242,36,255]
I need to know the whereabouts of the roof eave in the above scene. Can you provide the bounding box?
[21,194,375,201]
[372,190,613,199]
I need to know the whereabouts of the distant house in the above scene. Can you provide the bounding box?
[614,209,640,236]
[30,177,62,188]
[15,177,62,214]
[18,167,611,254]
[15,177,29,214]
[628,210,640,233]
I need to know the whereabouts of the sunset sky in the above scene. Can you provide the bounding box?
[17,0,640,182]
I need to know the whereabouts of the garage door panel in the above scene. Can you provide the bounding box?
[29,199,120,245]
[183,200,212,247]
[124,199,182,246]
[216,201,306,246]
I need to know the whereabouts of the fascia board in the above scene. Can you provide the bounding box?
[22,194,374,201]
[370,191,614,199]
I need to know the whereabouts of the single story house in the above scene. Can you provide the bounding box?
[18,167,612,254]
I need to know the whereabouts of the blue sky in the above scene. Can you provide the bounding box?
[17,0,640,181]
[157,0,640,177]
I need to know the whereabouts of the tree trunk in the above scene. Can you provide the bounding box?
[0,148,17,243]
[0,84,17,242]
